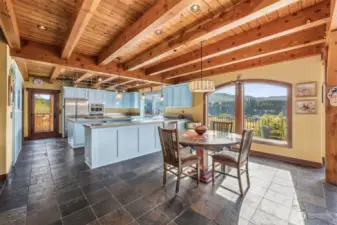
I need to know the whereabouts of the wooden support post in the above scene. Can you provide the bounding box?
[235,82,244,134]
[326,31,337,185]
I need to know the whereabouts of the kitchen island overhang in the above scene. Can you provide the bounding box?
[83,121,164,169]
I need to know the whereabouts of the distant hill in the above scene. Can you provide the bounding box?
[208,93,286,103]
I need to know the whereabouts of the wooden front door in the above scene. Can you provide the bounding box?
[28,89,60,139]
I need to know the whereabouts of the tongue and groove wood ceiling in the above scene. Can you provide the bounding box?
[0,0,330,90]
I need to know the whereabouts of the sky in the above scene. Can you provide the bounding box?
[214,83,287,97]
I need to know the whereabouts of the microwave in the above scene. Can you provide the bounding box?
[89,104,104,115]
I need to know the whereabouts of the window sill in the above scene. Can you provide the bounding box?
[252,137,290,148]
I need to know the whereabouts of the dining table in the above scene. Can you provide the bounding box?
[179,129,242,183]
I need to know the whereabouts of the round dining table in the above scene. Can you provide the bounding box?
[179,129,242,183]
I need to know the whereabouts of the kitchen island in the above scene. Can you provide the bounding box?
[83,120,164,169]
[67,116,136,148]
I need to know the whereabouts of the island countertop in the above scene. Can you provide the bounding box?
[66,116,138,123]
[83,119,171,129]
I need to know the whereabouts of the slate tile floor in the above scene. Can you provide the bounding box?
[0,138,337,225]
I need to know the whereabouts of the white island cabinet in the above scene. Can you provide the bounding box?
[84,121,163,169]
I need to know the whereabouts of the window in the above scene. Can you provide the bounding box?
[206,80,291,147]
[207,85,236,131]
[143,93,164,117]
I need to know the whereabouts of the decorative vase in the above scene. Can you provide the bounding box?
[194,125,207,136]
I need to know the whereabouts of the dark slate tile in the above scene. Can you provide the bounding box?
[99,208,133,225]
[29,180,55,193]
[59,196,89,217]
[0,196,28,213]
[115,188,143,206]
[119,171,138,180]
[55,180,79,193]
[157,195,189,220]
[101,176,121,187]
[174,208,210,225]
[137,208,171,225]
[190,198,221,220]
[82,181,104,195]
[86,188,111,205]
[92,196,121,218]
[28,187,58,203]
[28,196,59,211]
[107,181,131,196]
[62,207,96,225]
[58,187,84,204]
[0,206,26,225]
[27,202,61,225]
[125,198,155,219]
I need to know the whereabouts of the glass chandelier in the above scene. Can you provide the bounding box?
[189,41,215,92]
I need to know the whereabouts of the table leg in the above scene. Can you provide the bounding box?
[196,148,213,183]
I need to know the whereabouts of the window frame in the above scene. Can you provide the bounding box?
[204,79,292,148]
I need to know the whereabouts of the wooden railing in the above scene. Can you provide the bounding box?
[34,114,54,133]
[208,115,287,141]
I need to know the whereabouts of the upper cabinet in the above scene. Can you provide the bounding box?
[63,87,140,109]
[63,87,87,99]
[88,90,105,104]
[163,83,193,108]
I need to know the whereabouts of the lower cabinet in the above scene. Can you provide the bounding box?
[84,123,162,169]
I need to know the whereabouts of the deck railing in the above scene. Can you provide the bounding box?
[208,115,287,141]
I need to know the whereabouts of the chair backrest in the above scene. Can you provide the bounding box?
[212,121,233,133]
[164,121,178,129]
[158,127,180,166]
[238,129,254,164]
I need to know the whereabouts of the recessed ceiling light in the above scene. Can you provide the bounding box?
[97,77,102,82]
[155,29,162,35]
[37,25,47,31]
[190,4,200,12]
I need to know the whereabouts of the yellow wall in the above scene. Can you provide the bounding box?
[23,77,63,138]
[168,56,325,163]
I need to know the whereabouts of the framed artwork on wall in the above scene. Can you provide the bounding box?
[295,100,317,114]
[295,82,317,97]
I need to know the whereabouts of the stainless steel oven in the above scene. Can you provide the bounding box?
[89,103,104,115]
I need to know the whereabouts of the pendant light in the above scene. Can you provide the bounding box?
[116,61,123,100]
[189,41,215,92]
[160,85,164,101]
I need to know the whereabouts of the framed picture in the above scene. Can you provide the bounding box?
[295,82,317,97]
[295,100,317,114]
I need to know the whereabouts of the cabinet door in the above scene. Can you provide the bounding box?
[88,90,96,103]
[63,87,76,98]
[139,125,155,154]
[95,91,105,104]
[117,127,138,160]
[165,87,173,107]
[122,93,131,108]
[180,84,193,107]
[76,88,88,99]
[130,92,140,108]
[104,92,115,108]
[173,86,182,107]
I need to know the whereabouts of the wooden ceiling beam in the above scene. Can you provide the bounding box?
[15,59,28,81]
[61,0,101,59]
[0,0,20,49]
[49,66,64,83]
[175,43,324,83]
[147,1,330,76]
[124,0,299,71]
[164,26,326,79]
[75,72,93,84]
[94,76,118,88]
[10,41,171,85]
[106,79,136,90]
[128,83,160,92]
[98,0,197,65]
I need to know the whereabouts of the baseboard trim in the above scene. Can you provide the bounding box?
[0,174,8,182]
[232,148,323,168]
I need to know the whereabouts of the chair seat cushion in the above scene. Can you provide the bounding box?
[212,151,239,164]
[181,152,199,165]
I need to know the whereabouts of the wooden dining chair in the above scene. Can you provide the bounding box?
[158,127,200,193]
[212,121,233,133]
[211,129,254,195]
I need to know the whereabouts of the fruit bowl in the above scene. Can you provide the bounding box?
[194,125,207,136]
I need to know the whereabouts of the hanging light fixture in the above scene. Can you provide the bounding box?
[116,61,123,100]
[189,41,215,92]
[141,92,145,100]
[160,85,164,101]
